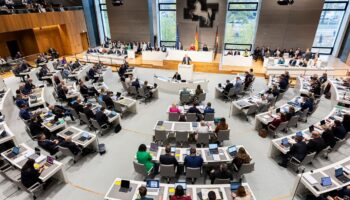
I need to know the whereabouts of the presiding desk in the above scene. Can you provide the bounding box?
[166,50,214,63]
[142,51,168,61]
[1,143,67,183]
[154,75,208,94]
[154,120,216,134]
[105,178,256,200]
[222,53,253,67]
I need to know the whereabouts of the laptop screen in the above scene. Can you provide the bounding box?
[150,143,158,152]
[171,147,176,153]
[230,182,241,191]
[335,168,343,177]
[12,147,20,155]
[296,131,303,137]
[228,146,237,154]
[46,156,54,165]
[120,180,130,189]
[174,182,187,190]
[281,138,289,145]
[209,143,218,150]
[82,132,89,138]
[321,177,332,186]
[146,180,159,188]
[320,120,326,125]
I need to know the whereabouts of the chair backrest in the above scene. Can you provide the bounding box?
[246,104,258,115]
[91,119,102,130]
[70,109,80,119]
[287,115,299,127]
[79,113,91,126]
[159,164,176,177]
[238,162,255,176]
[186,113,197,122]
[204,113,214,121]
[227,88,235,96]
[180,94,191,104]
[138,87,145,97]
[130,86,138,95]
[155,129,167,141]
[301,152,316,165]
[258,103,269,113]
[58,146,74,157]
[133,160,148,176]
[332,139,346,152]
[197,132,209,145]
[186,167,201,179]
[217,129,230,142]
[175,131,189,142]
[276,93,284,101]
[198,93,206,102]
[121,81,128,91]
[101,101,107,109]
[213,178,230,184]
[275,121,288,132]
[169,112,180,121]
[299,109,309,120]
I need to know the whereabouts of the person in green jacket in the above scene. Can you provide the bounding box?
[136,144,154,172]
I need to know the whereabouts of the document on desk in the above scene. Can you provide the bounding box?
[212,154,220,161]
[304,174,318,185]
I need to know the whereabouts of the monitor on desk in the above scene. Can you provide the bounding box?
[296,131,303,137]
[174,182,187,190]
[209,143,219,154]
[46,156,54,165]
[321,176,332,187]
[171,147,176,153]
[281,138,289,146]
[12,146,20,155]
[230,181,241,192]
[150,143,158,152]
[228,145,237,156]
[120,180,130,189]
[146,180,159,189]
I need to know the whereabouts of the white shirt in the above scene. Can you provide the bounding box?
[196,125,209,133]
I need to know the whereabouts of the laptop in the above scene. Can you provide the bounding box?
[171,147,176,153]
[227,145,237,157]
[321,176,332,187]
[192,122,198,128]
[335,168,350,183]
[65,130,74,136]
[7,146,20,158]
[119,180,130,192]
[281,138,291,148]
[230,181,241,192]
[0,130,6,138]
[79,132,90,142]
[174,182,187,191]
[296,131,303,137]
[209,143,219,154]
[45,156,54,167]
[157,121,164,126]
[320,120,326,126]
[146,180,160,195]
[309,125,314,132]
[108,111,117,118]
[150,143,158,152]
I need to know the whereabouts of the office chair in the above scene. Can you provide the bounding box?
[58,146,82,164]
[168,112,180,121]
[154,129,168,145]
[197,132,209,147]
[186,113,197,122]
[204,113,214,121]
[91,119,109,136]
[288,152,316,173]
[213,178,230,184]
[175,131,189,147]
[159,164,176,183]
[217,129,230,146]
[133,160,153,181]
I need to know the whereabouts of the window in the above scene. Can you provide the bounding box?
[312,1,349,54]
[96,0,111,40]
[158,0,176,47]
[224,0,259,51]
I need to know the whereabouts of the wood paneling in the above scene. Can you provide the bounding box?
[0,10,87,56]
[0,30,39,57]
[347,53,350,65]
[33,26,64,55]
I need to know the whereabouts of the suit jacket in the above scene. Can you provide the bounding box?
[307,137,326,153]
[72,102,84,113]
[224,83,233,93]
[59,141,81,155]
[95,110,109,126]
[102,95,114,109]
[332,125,347,140]
[173,74,181,81]
[38,140,58,154]
[234,80,243,93]
[159,154,178,166]
[184,155,203,168]
[182,57,191,65]
[288,141,307,162]
[83,108,95,120]
[322,129,337,148]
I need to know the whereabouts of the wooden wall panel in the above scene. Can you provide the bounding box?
[0,30,39,57]
[0,10,87,56]
[33,26,64,55]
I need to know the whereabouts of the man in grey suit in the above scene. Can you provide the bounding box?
[233,76,243,95]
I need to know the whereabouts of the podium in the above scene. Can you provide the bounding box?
[178,64,193,80]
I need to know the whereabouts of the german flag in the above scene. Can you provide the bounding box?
[195,26,199,51]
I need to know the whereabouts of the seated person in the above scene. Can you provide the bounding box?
[136,186,153,200]
[171,185,191,200]
[267,112,286,130]
[187,103,202,120]
[62,66,70,79]
[332,120,348,140]
[169,103,181,113]
[214,118,228,134]
[184,147,203,168]
[88,66,99,83]
[24,79,35,94]
[342,114,350,132]
[233,77,243,95]
[15,90,29,107]
[225,50,233,56]
[38,65,53,84]
[172,72,181,81]
[279,135,307,168]
[223,80,233,94]
[136,144,154,173]
[79,80,99,101]
[37,134,59,155]
[321,124,337,148]
[306,131,326,154]
[83,103,96,121]
[142,81,155,97]
[48,104,75,121]
[188,44,195,51]
[300,97,314,112]
[277,56,285,64]
[102,91,115,110]
[131,78,141,90]
[59,137,82,155]
[231,147,251,171]
[19,104,32,120]
[204,102,215,114]
[289,57,298,66]
[244,71,253,90]
[95,106,110,126]
[231,186,252,200]
[271,85,280,98]
[202,43,209,51]
[285,106,296,121]
[71,59,82,71]
[195,120,210,141]
[159,145,178,167]
[28,116,45,137]
[72,98,84,114]
[195,85,204,97]
[242,49,249,57]
[210,163,233,184]
[21,159,44,188]
[278,75,288,92]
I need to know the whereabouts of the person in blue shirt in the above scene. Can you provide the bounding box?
[19,104,32,120]
[184,147,203,168]
[204,102,215,114]
[301,97,313,112]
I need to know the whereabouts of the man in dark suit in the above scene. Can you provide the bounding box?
[182,54,192,65]
[301,97,314,112]
[332,120,348,140]
[184,147,203,168]
[95,107,110,126]
[172,72,181,81]
[88,66,99,83]
[72,98,84,114]
[223,80,233,94]
[102,91,114,110]
[279,136,307,168]
[59,137,81,155]
[37,134,59,155]
[159,146,178,167]
[131,78,141,90]
[210,163,233,184]
[306,131,326,153]
[83,103,95,121]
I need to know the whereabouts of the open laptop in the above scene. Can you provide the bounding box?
[296,131,303,137]
[65,130,74,136]
[309,125,314,132]
[174,182,187,191]
[150,143,158,152]
[335,168,350,183]
[230,181,241,192]
[108,111,117,118]
[45,156,54,167]
[171,147,176,153]
[209,143,219,154]
[146,180,160,195]
[321,176,332,187]
[320,120,326,126]
[119,180,130,192]
[7,146,20,158]
[281,138,291,148]
[227,145,237,157]
[0,130,6,138]
[79,132,90,142]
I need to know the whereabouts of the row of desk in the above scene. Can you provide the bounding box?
[154,75,208,94]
